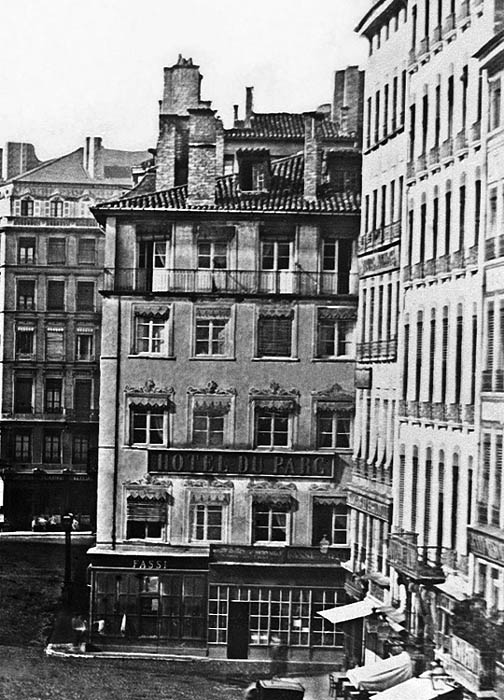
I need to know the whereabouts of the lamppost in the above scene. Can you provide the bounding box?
[61,512,73,606]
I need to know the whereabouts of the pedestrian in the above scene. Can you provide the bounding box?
[71,614,87,651]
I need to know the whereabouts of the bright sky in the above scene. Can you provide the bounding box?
[0,0,370,161]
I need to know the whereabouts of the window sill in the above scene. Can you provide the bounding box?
[311,357,355,363]
[189,356,236,361]
[125,444,169,449]
[252,357,300,362]
[252,541,289,547]
[128,354,176,360]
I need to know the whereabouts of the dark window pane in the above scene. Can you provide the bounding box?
[76,282,95,311]
[47,281,65,310]
[257,317,292,357]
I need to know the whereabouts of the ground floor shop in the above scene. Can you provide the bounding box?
[88,549,348,661]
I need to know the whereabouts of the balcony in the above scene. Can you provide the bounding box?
[66,408,99,422]
[451,249,465,270]
[471,120,481,143]
[436,253,452,274]
[455,129,468,153]
[418,37,430,59]
[408,48,417,69]
[443,12,456,36]
[458,0,471,25]
[441,138,454,161]
[417,152,427,173]
[357,338,397,362]
[429,145,440,167]
[442,634,496,694]
[4,216,100,228]
[387,532,445,582]
[406,161,416,180]
[465,243,478,266]
[102,268,357,297]
[358,221,401,255]
[432,24,442,45]
[485,238,496,261]
[482,369,504,393]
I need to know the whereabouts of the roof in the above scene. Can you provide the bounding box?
[96,152,361,215]
[226,112,355,141]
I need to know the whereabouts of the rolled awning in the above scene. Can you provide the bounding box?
[190,490,231,505]
[252,491,295,509]
[369,676,459,700]
[317,599,377,624]
[347,652,413,692]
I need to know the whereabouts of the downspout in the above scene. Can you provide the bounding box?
[111,284,122,549]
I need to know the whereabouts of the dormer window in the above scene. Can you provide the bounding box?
[237,149,271,193]
[325,154,361,192]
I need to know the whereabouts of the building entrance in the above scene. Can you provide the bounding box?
[227,601,249,658]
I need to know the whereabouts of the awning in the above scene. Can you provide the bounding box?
[252,491,295,509]
[347,652,413,691]
[369,676,459,700]
[434,575,470,602]
[317,599,377,624]
[190,490,231,505]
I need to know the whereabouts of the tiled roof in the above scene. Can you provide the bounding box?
[97,152,360,215]
[226,113,354,141]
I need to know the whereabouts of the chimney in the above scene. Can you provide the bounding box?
[303,112,323,202]
[3,142,41,180]
[161,55,202,114]
[333,66,365,141]
[245,87,254,127]
[85,137,104,179]
[187,108,218,206]
[233,105,239,125]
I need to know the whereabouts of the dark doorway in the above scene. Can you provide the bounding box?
[227,601,249,659]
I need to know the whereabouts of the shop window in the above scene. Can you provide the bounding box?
[135,315,168,355]
[192,411,224,447]
[191,503,224,542]
[75,330,94,361]
[16,326,35,357]
[45,327,65,360]
[130,407,167,445]
[312,498,348,546]
[43,429,62,463]
[17,280,35,310]
[49,199,64,218]
[126,492,167,540]
[257,316,293,357]
[47,280,65,311]
[317,315,355,358]
[47,238,66,264]
[18,237,35,264]
[76,281,95,311]
[317,412,351,448]
[45,378,63,414]
[78,238,96,265]
[13,430,32,462]
[255,410,290,448]
[14,376,33,413]
[72,433,89,465]
[20,198,34,217]
[252,503,289,543]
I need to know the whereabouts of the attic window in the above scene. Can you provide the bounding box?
[237,151,270,193]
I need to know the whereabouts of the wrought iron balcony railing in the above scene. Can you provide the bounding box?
[471,120,481,142]
[358,221,401,255]
[444,12,456,35]
[456,129,468,152]
[387,531,445,582]
[102,268,357,297]
[357,338,397,362]
[5,216,99,228]
[429,145,440,166]
[445,634,496,692]
[432,24,442,44]
[441,137,454,160]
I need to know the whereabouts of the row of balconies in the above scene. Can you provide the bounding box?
[485,234,504,262]
[437,633,497,693]
[4,216,100,229]
[358,221,401,255]
[407,123,481,182]
[356,338,397,362]
[3,408,99,422]
[403,245,479,283]
[387,531,445,581]
[353,457,392,486]
[398,400,475,425]
[102,268,357,297]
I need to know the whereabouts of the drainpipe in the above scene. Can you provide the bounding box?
[111,295,122,549]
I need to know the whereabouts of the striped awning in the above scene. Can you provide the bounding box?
[252,491,295,509]
[193,398,231,415]
[190,490,231,505]
[135,306,170,320]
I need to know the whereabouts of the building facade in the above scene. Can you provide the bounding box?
[0,138,149,530]
[88,56,363,660]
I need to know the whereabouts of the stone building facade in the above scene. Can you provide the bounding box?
[88,56,363,660]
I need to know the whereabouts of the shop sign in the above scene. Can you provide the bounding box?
[360,249,399,277]
[210,544,347,565]
[347,490,390,521]
[148,450,334,478]
[468,529,504,565]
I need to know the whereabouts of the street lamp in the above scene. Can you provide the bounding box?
[61,512,73,606]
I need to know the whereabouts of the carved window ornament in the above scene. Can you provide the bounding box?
[249,381,300,413]
[133,304,171,320]
[193,224,236,241]
[195,306,232,319]
[125,379,175,411]
[124,476,174,518]
[187,381,235,417]
[248,480,297,510]
[258,305,294,320]
[317,306,357,321]
[185,478,233,505]
[312,383,355,415]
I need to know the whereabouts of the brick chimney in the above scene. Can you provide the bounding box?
[83,136,104,179]
[186,108,219,206]
[245,87,254,127]
[161,55,203,115]
[303,112,323,202]
[332,66,365,142]
[2,142,41,180]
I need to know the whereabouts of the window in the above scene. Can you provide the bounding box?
[489,78,501,131]
[317,413,351,449]
[49,199,63,218]
[197,241,227,269]
[72,433,89,465]
[20,199,34,217]
[74,379,92,415]
[16,326,35,357]
[78,238,96,265]
[312,499,348,545]
[14,376,33,413]
[13,430,32,462]
[317,314,355,358]
[193,411,224,447]
[43,429,62,463]
[191,504,223,542]
[47,238,66,264]
[76,281,95,311]
[126,492,167,540]
[252,503,288,543]
[257,314,293,357]
[135,315,167,355]
[45,328,65,360]
[45,378,63,414]
[47,281,65,311]
[261,240,292,272]
[75,330,94,361]
[255,410,290,448]
[322,239,353,294]
[195,317,228,356]
[18,237,35,264]
[130,407,166,445]
[17,280,35,310]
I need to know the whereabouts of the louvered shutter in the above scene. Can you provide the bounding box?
[441,312,449,402]
[493,435,502,526]
[398,452,406,527]
[429,316,436,402]
[416,314,423,401]
[411,451,418,532]
[424,456,432,545]
[258,317,292,357]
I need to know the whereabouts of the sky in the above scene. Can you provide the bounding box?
[0,0,370,161]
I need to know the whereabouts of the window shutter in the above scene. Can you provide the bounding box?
[424,456,432,545]
[47,281,65,310]
[76,282,95,311]
[429,316,436,402]
[416,314,423,401]
[411,452,418,532]
[74,379,92,412]
[47,238,66,264]
[46,330,64,360]
[398,452,405,527]
[441,311,449,402]
[493,435,502,526]
[258,317,292,356]
[14,378,33,413]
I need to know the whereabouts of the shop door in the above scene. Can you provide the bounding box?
[181,574,206,641]
[227,601,249,659]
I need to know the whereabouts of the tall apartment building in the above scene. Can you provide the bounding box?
[352,0,504,697]
[0,139,149,530]
[87,56,363,660]
[348,0,409,666]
